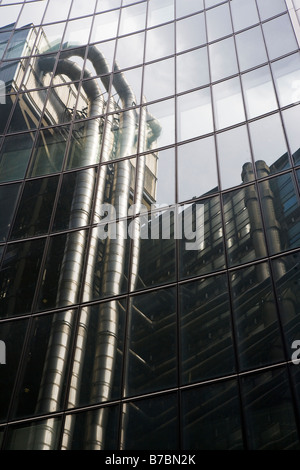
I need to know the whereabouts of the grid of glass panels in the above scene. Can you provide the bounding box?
[0,0,300,450]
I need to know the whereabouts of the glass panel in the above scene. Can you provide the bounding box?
[242,368,299,450]
[235,26,268,72]
[28,126,69,177]
[179,196,225,279]
[0,318,28,423]
[282,105,300,166]
[115,32,145,69]
[132,211,176,289]
[65,300,126,409]
[212,77,245,130]
[176,0,204,18]
[256,0,287,21]
[87,40,115,75]
[145,147,176,207]
[209,37,238,82]
[4,26,38,60]
[217,125,253,190]
[126,288,177,396]
[0,132,35,183]
[0,238,45,318]
[230,262,284,370]
[12,310,77,420]
[182,380,243,450]
[145,98,175,149]
[37,22,65,54]
[69,0,96,18]
[96,0,121,12]
[81,222,130,303]
[37,230,87,310]
[176,47,209,93]
[43,82,79,125]
[0,92,13,134]
[176,13,206,53]
[0,182,21,241]
[43,0,72,24]
[0,5,22,29]
[0,29,12,61]
[178,136,218,202]
[259,173,300,254]
[223,184,267,267]
[241,66,277,119]
[52,168,96,232]
[249,114,290,175]
[263,15,298,61]
[90,10,119,42]
[119,3,146,35]
[206,3,232,42]
[64,119,102,171]
[143,58,174,102]
[145,23,174,62]
[16,1,47,28]
[272,251,300,349]
[64,16,93,45]
[3,417,62,450]
[180,275,235,384]
[272,53,300,108]
[10,176,59,240]
[121,394,178,450]
[63,406,119,450]
[230,0,259,31]
[177,88,213,142]
[147,0,174,27]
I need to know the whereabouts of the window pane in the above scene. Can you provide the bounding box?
[176,13,206,53]
[64,118,102,171]
[259,172,300,254]
[64,301,126,409]
[180,275,235,384]
[262,15,298,61]
[249,114,290,174]
[179,197,225,279]
[63,405,119,450]
[0,318,28,423]
[3,417,62,450]
[209,37,238,82]
[126,288,177,396]
[206,3,232,42]
[115,32,145,69]
[217,125,253,190]
[16,1,47,28]
[0,239,45,318]
[69,0,96,18]
[143,58,174,102]
[230,262,284,370]
[230,0,259,31]
[0,5,22,29]
[235,26,268,71]
[176,47,209,92]
[177,88,213,141]
[223,185,268,267]
[178,136,218,202]
[145,23,174,62]
[12,310,77,420]
[176,0,204,18]
[121,394,178,450]
[147,0,174,27]
[213,77,245,129]
[256,0,287,21]
[242,368,299,450]
[147,147,176,207]
[91,11,119,42]
[146,98,175,149]
[28,126,69,177]
[10,176,59,240]
[119,3,146,35]
[37,231,87,310]
[0,182,21,241]
[182,380,243,450]
[0,132,35,183]
[43,0,72,24]
[242,66,277,119]
[272,53,300,108]
[282,105,300,166]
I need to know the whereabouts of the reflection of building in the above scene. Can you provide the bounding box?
[1,0,300,451]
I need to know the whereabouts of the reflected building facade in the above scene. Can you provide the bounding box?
[1,0,300,451]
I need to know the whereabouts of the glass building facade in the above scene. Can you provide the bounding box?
[0,0,300,451]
